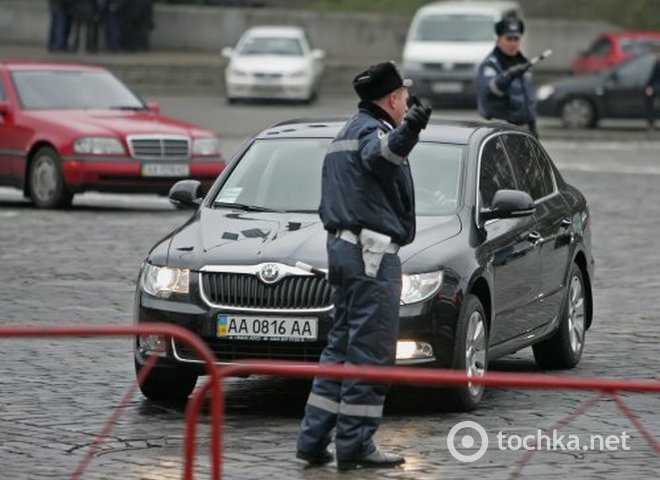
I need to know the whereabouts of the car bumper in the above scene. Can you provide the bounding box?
[226,78,314,100]
[134,287,459,373]
[61,156,225,194]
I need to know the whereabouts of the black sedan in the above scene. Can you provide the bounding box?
[134,118,594,411]
[537,51,659,128]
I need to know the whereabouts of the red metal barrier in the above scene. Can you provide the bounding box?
[0,323,222,480]
[185,360,660,479]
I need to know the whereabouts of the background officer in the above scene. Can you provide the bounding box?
[296,61,431,471]
[476,17,538,136]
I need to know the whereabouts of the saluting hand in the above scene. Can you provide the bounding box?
[404,96,432,133]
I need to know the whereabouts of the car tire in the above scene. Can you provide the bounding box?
[444,294,489,411]
[136,362,198,403]
[533,263,587,369]
[560,97,598,129]
[28,146,74,209]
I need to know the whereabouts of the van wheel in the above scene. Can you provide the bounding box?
[28,147,73,208]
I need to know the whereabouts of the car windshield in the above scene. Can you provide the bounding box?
[413,14,494,42]
[238,36,303,56]
[212,138,463,216]
[11,69,145,110]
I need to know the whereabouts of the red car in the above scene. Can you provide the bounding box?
[571,31,660,75]
[0,61,226,208]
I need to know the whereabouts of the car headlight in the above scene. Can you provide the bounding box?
[230,68,248,77]
[400,271,443,305]
[141,263,189,298]
[536,85,555,101]
[192,137,221,156]
[289,69,309,78]
[73,137,125,155]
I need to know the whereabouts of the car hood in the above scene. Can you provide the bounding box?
[28,110,207,137]
[230,55,310,74]
[404,41,492,64]
[165,209,462,272]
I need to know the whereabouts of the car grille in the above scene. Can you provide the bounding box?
[174,338,324,362]
[128,136,190,160]
[253,72,283,79]
[201,272,332,310]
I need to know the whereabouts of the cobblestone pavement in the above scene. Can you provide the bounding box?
[0,140,659,479]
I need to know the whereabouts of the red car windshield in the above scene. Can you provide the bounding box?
[11,69,145,110]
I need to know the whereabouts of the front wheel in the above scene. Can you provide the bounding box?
[28,147,73,208]
[533,264,587,369]
[443,294,489,411]
[136,361,198,403]
[560,97,597,129]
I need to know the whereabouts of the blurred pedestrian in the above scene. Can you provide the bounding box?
[69,0,101,52]
[104,0,127,52]
[48,0,73,52]
[476,17,538,137]
[296,61,430,471]
[644,56,660,131]
[122,0,154,52]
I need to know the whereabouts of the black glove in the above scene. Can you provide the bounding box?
[404,96,432,133]
[506,62,532,80]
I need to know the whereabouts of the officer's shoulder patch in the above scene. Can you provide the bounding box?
[377,129,386,139]
[483,66,497,77]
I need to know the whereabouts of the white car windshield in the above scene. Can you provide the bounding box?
[11,70,144,110]
[238,37,304,56]
[413,14,494,42]
[212,138,464,216]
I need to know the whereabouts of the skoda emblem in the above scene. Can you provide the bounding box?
[259,263,281,284]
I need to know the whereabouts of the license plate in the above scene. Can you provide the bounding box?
[141,163,189,177]
[217,314,317,341]
[431,82,463,93]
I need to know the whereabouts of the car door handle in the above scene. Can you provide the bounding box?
[561,218,572,227]
[527,231,542,244]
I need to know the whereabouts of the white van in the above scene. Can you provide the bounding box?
[402,0,522,105]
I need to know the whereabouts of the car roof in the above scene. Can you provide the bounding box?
[242,26,305,38]
[416,0,521,16]
[256,117,515,145]
[0,60,106,72]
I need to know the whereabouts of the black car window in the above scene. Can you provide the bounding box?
[479,136,517,209]
[503,134,554,201]
[586,37,612,57]
[615,54,656,88]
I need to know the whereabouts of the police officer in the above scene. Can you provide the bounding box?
[296,61,431,471]
[477,17,538,136]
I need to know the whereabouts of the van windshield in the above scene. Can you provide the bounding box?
[414,14,494,42]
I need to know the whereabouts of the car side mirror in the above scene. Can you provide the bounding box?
[147,101,160,114]
[169,180,203,209]
[312,49,325,60]
[0,100,9,116]
[221,47,233,58]
[480,189,535,222]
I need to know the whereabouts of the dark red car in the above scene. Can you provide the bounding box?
[571,31,660,75]
[0,61,226,208]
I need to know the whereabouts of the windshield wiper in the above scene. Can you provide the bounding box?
[212,201,281,212]
[109,105,147,111]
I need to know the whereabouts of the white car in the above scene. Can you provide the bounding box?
[222,26,325,103]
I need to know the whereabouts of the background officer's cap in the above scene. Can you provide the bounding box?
[495,17,525,37]
[352,61,413,101]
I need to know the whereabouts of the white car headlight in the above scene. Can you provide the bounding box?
[230,68,248,77]
[141,263,189,298]
[289,69,309,78]
[192,137,221,156]
[73,137,125,155]
[400,271,443,305]
[537,85,555,101]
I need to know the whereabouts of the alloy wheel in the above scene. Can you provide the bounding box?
[567,275,586,354]
[561,98,594,129]
[31,155,59,204]
[465,311,487,398]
